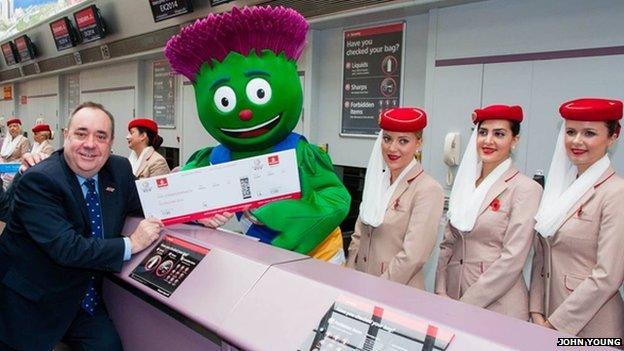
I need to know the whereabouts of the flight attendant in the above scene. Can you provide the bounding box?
[31,123,55,155]
[530,98,624,338]
[0,118,30,163]
[126,118,170,179]
[0,118,30,189]
[435,105,542,320]
[346,107,444,290]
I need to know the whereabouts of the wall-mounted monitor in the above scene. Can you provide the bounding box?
[14,35,36,62]
[1,41,19,66]
[50,17,79,51]
[149,0,193,22]
[74,5,106,44]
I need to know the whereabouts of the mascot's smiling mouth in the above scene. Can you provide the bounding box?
[220,114,282,138]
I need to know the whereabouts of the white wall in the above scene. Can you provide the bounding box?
[15,76,59,147]
[180,82,219,163]
[435,0,624,59]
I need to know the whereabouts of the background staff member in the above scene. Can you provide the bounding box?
[0,118,30,190]
[0,118,30,162]
[435,105,542,320]
[31,123,55,155]
[126,118,170,178]
[0,102,163,351]
[346,107,444,289]
[530,98,624,339]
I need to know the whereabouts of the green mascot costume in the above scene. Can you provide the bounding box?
[165,6,351,262]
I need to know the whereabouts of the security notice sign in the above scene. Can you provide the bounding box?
[341,23,404,136]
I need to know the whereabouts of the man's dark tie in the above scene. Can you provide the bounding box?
[81,178,103,315]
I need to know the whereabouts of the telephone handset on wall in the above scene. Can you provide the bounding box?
[443,132,460,186]
[443,132,460,166]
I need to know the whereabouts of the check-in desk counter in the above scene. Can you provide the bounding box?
[104,218,599,351]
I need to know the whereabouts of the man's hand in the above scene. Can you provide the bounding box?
[129,218,163,254]
[19,152,48,174]
[197,211,234,228]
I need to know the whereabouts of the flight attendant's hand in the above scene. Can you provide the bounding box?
[531,312,548,327]
[19,152,48,173]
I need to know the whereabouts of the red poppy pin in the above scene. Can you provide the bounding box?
[490,198,501,212]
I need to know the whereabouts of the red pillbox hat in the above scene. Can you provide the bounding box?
[378,107,427,132]
[472,105,523,124]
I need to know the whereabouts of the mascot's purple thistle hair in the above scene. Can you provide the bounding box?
[165,6,350,262]
[166,6,307,81]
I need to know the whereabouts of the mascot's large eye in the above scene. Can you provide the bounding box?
[213,86,237,113]
[246,78,272,105]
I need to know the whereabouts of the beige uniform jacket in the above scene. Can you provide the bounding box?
[346,163,444,289]
[1,137,30,163]
[435,168,542,320]
[135,149,170,179]
[529,167,624,337]
[36,140,55,156]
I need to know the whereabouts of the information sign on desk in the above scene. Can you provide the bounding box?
[130,235,209,297]
[341,22,404,136]
[300,296,455,351]
[136,149,301,225]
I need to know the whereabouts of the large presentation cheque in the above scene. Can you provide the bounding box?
[136,149,301,225]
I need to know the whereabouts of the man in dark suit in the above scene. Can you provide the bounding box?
[0,102,163,350]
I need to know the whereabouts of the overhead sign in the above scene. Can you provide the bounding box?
[50,17,78,51]
[14,35,35,62]
[341,22,405,136]
[149,0,193,22]
[1,42,18,66]
[74,5,106,43]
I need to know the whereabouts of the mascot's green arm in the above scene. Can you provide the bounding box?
[253,140,351,254]
[181,147,214,170]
